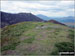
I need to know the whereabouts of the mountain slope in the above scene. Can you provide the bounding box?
[36,14,75,27]
[36,14,75,23]
[59,16,75,23]
[1,22,74,55]
[48,20,66,26]
[0,11,43,28]
[36,14,51,20]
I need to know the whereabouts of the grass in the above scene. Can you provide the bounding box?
[1,41,20,52]
[22,30,37,43]
[23,37,35,43]
[68,29,74,41]
[24,32,37,37]
[1,22,37,52]
[56,42,74,52]
[50,29,74,55]
[1,22,37,38]
[51,42,74,55]
[1,22,74,55]
[1,22,37,43]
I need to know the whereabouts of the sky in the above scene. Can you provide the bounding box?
[1,0,75,17]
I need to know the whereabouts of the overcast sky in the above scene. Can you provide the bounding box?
[1,0,74,17]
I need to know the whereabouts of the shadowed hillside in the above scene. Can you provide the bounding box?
[48,20,66,26]
[0,11,43,28]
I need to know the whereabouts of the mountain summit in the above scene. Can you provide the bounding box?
[0,11,43,28]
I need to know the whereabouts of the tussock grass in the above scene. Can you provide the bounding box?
[1,22,74,55]
[1,41,20,51]
[23,37,35,43]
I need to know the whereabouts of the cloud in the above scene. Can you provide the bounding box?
[1,1,74,17]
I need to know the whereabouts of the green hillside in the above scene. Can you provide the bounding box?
[1,22,74,55]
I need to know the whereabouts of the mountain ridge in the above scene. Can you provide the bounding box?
[0,11,43,28]
[48,19,66,26]
[36,14,75,23]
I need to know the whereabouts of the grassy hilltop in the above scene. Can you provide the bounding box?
[1,22,74,55]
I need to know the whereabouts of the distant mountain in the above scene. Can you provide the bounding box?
[57,16,75,23]
[55,16,75,27]
[48,20,66,26]
[36,14,75,23]
[0,11,43,28]
[36,14,51,20]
